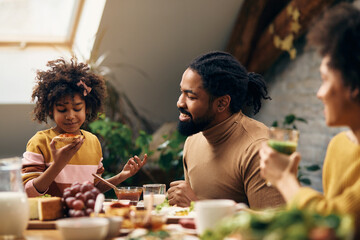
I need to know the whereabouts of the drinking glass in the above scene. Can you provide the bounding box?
[268,127,299,155]
[143,184,166,208]
[266,127,299,186]
[0,157,29,238]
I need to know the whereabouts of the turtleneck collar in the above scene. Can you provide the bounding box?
[202,111,244,145]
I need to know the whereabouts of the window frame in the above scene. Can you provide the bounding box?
[0,0,85,49]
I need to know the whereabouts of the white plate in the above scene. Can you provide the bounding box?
[166,224,198,237]
[157,206,195,219]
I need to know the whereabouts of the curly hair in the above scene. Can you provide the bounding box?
[31,58,107,123]
[188,51,271,114]
[307,3,360,100]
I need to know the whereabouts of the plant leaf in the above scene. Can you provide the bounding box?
[271,121,278,127]
[299,178,311,185]
[305,164,321,171]
[284,114,296,125]
[295,117,308,124]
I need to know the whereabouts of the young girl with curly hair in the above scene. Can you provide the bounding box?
[22,58,147,197]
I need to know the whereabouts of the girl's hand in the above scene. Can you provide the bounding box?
[49,137,84,168]
[121,154,148,179]
[259,142,301,187]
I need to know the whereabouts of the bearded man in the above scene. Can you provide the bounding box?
[167,51,285,209]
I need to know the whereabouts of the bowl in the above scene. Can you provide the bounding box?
[129,210,166,230]
[115,187,143,206]
[106,216,123,238]
[56,217,109,240]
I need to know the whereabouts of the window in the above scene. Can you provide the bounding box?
[0,0,83,46]
[0,0,105,104]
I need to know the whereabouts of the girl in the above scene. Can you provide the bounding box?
[22,58,147,197]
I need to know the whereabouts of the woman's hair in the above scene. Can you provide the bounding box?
[188,51,270,114]
[32,58,107,123]
[307,3,360,100]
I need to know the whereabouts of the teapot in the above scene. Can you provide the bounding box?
[0,157,29,238]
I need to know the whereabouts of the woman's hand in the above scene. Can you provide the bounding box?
[120,154,148,179]
[259,142,301,187]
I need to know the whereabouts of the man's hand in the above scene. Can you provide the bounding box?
[120,154,147,179]
[167,180,198,207]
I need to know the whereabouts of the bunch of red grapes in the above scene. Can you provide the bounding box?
[62,181,101,217]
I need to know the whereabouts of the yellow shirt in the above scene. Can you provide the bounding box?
[291,132,360,229]
[22,128,104,197]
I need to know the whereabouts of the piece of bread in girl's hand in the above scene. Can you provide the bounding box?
[53,133,84,143]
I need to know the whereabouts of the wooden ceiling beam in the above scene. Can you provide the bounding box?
[247,0,336,74]
[227,0,291,67]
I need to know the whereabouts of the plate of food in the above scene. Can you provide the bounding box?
[155,200,195,224]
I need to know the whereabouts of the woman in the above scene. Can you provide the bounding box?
[259,2,360,236]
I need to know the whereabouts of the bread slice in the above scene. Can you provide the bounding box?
[28,197,63,221]
[53,133,84,143]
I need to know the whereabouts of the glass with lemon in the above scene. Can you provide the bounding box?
[266,127,299,186]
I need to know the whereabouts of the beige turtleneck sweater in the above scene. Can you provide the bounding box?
[183,111,285,209]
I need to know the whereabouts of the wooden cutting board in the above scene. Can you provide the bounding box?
[27,220,58,229]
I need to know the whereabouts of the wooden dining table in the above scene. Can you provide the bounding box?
[23,229,62,240]
[22,200,198,239]
[23,220,198,240]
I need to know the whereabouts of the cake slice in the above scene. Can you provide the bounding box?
[28,198,39,220]
[28,197,63,221]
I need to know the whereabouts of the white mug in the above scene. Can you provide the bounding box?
[195,199,236,235]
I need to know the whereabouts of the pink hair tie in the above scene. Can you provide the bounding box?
[77,80,92,96]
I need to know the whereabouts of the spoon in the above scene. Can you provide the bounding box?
[92,173,119,194]
[94,193,105,217]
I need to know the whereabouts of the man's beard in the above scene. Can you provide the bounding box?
[177,108,215,136]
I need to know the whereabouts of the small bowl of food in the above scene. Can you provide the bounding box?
[115,187,143,206]
[56,217,109,240]
[103,200,131,216]
[130,210,166,230]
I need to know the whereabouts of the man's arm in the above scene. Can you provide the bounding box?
[243,140,285,209]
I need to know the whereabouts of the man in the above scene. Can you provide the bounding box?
[167,51,285,209]
[259,3,360,238]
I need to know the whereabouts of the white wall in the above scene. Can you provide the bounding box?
[95,0,244,127]
[0,104,49,158]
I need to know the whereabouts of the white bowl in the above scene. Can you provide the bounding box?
[56,217,109,240]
